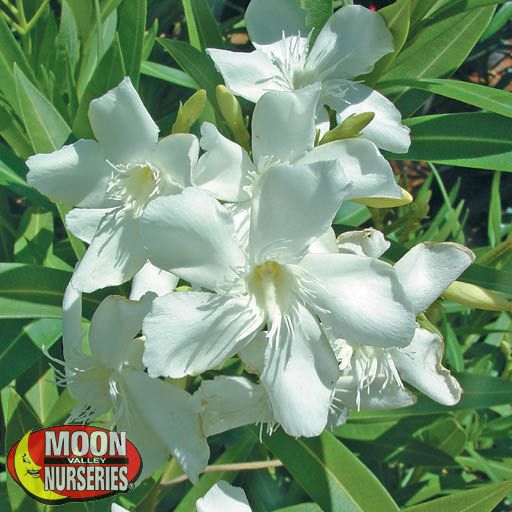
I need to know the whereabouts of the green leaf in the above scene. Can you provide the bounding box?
[0,16,37,117]
[0,143,51,207]
[140,61,198,89]
[0,319,61,389]
[488,170,503,246]
[174,430,258,512]
[300,0,333,42]
[73,35,126,139]
[381,6,495,116]
[182,0,224,50]
[427,0,510,23]
[402,481,512,511]
[363,0,413,85]
[142,18,159,60]
[0,263,106,320]
[274,505,322,512]
[0,101,33,158]
[481,1,512,40]
[410,0,443,25]
[14,65,71,153]
[158,38,223,114]
[380,78,512,118]
[14,207,54,265]
[118,0,147,87]
[386,113,512,172]
[262,430,399,512]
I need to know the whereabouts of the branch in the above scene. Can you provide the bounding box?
[160,459,284,487]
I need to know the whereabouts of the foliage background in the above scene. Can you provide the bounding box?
[1,0,512,510]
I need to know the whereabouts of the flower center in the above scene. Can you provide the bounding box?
[246,260,298,321]
[107,162,164,216]
[269,34,313,90]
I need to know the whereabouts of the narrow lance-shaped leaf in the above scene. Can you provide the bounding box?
[140,61,198,90]
[402,481,512,512]
[0,16,37,118]
[385,113,512,173]
[380,78,512,118]
[14,65,71,154]
[381,6,495,117]
[263,430,400,512]
[158,38,224,115]
[119,0,147,87]
[182,0,224,50]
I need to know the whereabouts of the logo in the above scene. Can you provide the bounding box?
[7,425,142,505]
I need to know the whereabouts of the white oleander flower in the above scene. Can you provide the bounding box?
[196,481,251,512]
[58,285,209,482]
[207,2,410,153]
[195,231,475,435]
[327,230,474,418]
[27,77,221,293]
[140,161,416,437]
[194,85,403,245]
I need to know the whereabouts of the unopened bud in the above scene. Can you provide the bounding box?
[320,112,375,145]
[353,188,413,208]
[172,89,207,134]
[444,281,512,311]
[216,85,250,151]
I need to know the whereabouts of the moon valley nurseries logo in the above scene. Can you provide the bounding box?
[7,425,142,505]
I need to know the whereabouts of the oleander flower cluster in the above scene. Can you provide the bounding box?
[26,0,475,487]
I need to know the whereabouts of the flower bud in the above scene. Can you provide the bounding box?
[172,89,207,134]
[320,111,375,145]
[444,281,512,311]
[352,188,413,208]
[216,85,251,151]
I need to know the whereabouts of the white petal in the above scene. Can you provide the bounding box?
[390,328,462,406]
[88,77,159,164]
[112,505,129,512]
[130,261,179,300]
[26,140,116,208]
[207,48,284,103]
[193,123,254,202]
[119,368,209,483]
[196,481,251,512]
[62,282,84,360]
[196,376,273,437]
[142,292,264,378]
[309,228,339,254]
[261,305,339,437]
[337,228,390,258]
[249,161,350,263]
[226,201,251,250]
[306,5,394,80]
[65,207,113,244]
[395,242,475,314]
[151,133,199,189]
[299,253,416,348]
[252,86,320,165]
[141,189,247,291]
[335,374,415,410]
[245,0,307,45]
[322,80,410,153]
[299,138,402,199]
[71,208,147,293]
[238,331,267,375]
[89,294,154,368]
